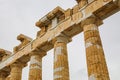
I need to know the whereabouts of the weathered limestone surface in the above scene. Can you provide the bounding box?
[53,35,71,80]
[13,34,32,53]
[5,75,11,80]
[0,35,32,76]
[10,61,26,80]
[0,71,7,80]
[0,49,11,78]
[82,16,110,80]
[0,0,120,80]
[32,0,120,50]
[0,0,119,71]
[28,50,46,80]
[0,49,11,61]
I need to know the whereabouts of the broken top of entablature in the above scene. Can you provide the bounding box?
[35,6,65,37]
[75,0,89,8]
[76,0,88,3]
[76,0,81,3]
[13,34,32,53]
[36,6,65,29]
[0,49,11,61]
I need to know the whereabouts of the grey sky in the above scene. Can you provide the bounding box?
[0,0,120,80]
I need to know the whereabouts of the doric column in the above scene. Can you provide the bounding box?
[82,16,110,80]
[10,62,25,80]
[28,50,46,80]
[53,35,70,80]
[0,71,6,80]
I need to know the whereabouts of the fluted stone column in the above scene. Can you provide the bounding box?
[10,62,25,80]
[28,51,46,80]
[53,36,70,80]
[82,16,110,80]
[0,71,6,80]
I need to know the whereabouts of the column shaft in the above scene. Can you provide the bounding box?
[53,36,70,80]
[82,16,110,80]
[28,51,45,80]
[10,62,24,80]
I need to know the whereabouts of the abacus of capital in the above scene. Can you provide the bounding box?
[0,0,120,80]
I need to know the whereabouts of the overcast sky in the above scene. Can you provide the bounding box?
[0,0,120,80]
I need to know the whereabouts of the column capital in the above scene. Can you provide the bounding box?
[81,15,103,27]
[10,61,24,80]
[53,33,72,44]
[10,61,27,69]
[30,49,46,58]
[0,49,11,61]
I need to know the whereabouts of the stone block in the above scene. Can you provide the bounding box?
[72,12,83,23]
[72,5,79,14]
[65,9,72,19]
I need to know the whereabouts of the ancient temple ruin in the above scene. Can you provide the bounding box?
[0,0,120,80]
